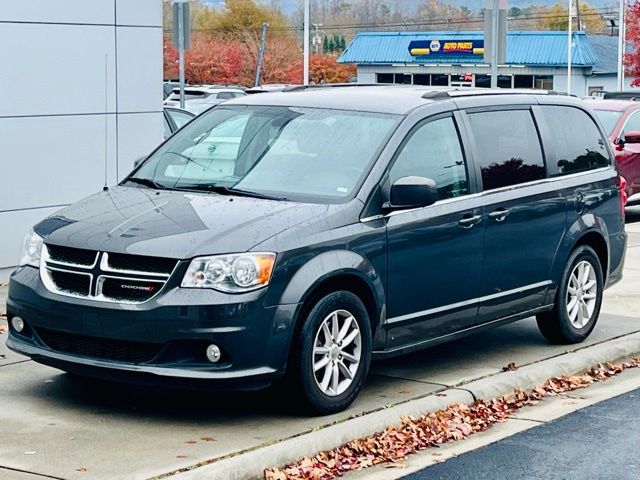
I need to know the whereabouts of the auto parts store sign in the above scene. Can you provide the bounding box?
[408,39,484,57]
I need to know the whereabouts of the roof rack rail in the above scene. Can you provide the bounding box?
[422,88,564,99]
[282,83,384,92]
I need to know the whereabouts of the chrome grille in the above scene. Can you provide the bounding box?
[40,245,178,304]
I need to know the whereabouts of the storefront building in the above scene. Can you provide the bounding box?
[339,31,607,96]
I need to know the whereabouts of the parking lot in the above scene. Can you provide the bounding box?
[0,211,638,480]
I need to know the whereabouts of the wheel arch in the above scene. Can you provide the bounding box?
[547,214,610,304]
[278,250,386,352]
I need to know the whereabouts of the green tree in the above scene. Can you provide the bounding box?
[323,36,329,53]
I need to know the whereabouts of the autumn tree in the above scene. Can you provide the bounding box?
[534,2,606,33]
[284,54,356,84]
[625,1,640,86]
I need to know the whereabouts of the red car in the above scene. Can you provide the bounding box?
[585,99,640,204]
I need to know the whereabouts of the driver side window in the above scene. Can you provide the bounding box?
[389,116,468,200]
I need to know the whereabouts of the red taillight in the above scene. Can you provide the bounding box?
[619,175,628,214]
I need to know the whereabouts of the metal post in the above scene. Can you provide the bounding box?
[303,0,310,85]
[490,0,499,88]
[178,2,185,109]
[617,0,626,90]
[255,22,268,87]
[567,0,573,95]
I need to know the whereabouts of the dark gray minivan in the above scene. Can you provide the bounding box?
[7,86,627,414]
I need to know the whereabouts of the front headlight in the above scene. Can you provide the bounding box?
[19,229,43,267]
[181,253,276,293]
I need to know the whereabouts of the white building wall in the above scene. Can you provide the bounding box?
[585,74,637,95]
[0,1,163,281]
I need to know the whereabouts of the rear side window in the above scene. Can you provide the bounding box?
[623,111,640,136]
[468,110,546,190]
[389,116,468,200]
[542,106,610,176]
[217,92,235,100]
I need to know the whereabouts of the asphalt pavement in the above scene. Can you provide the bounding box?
[404,387,640,480]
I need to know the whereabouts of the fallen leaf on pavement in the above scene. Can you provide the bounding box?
[0,324,7,334]
[185,440,197,444]
[502,362,518,372]
[201,436,216,442]
[176,455,188,459]
[264,357,640,480]
[76,467,87,472]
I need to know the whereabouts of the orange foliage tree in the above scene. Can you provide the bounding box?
[626,1,640,87]
[283,54,357,85]
[164,34,355,86]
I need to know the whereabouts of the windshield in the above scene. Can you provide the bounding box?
[593,109,623,135]
[129,105,399,202]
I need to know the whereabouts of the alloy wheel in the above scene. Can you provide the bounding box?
[312,309,362,396]
[566,260,598,329]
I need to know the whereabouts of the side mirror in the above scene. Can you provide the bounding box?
[623,131,640,144]
[387,176,438,210]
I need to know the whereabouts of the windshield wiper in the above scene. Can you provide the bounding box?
[175,184,287,201]
[125,177,167,190]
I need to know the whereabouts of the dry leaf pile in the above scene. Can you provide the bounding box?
[265,358,640,480]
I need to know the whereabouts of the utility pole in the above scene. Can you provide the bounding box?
[576,0,582,31]
[567,0,575,95]
[617,0,626,90]
[303,0,310,85]
[172,0,190,109]
[484,0,505,89]
[255,22,268,87]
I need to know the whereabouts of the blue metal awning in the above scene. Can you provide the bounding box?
[338,31,598,67]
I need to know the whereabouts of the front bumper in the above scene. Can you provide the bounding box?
[6,266,299,390]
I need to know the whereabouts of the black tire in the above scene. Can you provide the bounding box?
[536,245,604,344]
[292,291,372,415]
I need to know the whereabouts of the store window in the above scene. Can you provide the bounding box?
[514,75,534,88]
[414,74,430,85]
[431,74,449,86]
[475,74,491,88]
[497,75,512,88]
[376,73,394,84]
[394,73,412,84]
[534,75,553,90]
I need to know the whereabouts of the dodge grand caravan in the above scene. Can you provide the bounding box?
[6,86,627,414]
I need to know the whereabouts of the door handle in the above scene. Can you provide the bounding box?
[458,214,482,228]
[488,208,510,222]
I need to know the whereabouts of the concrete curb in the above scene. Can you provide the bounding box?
[164,332,640,480]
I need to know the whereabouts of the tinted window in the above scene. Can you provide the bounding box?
[623,111,640,135]
[469,110,545,190]
[217,92,235,100]
[542,106,610,176]
[389,117,468,200]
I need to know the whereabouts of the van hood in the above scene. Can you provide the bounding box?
[35,186,329,259]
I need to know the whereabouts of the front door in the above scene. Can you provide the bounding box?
[465,108,566,323]
[385,115,484,350]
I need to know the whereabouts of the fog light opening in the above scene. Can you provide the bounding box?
[12,316,25,333]
[206,344,221,363]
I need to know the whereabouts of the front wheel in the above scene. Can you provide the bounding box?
[536,245,604,344]
[292,291,372,415]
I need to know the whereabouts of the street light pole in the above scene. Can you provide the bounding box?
[303,0,310,85]
[617,0,626,90]
[567,0,574,95]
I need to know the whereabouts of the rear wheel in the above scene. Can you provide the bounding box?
[536,245,603,344]
[292,291,372,414]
